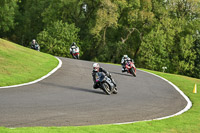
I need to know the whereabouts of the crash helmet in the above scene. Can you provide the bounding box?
[123,55,128,59]
[32,39,36,43]
[93,63,100,72]
[72,42,76,45]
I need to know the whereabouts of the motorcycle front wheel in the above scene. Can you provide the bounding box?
[77,54,79,59]
[102,82,112,95]
[130,68,136,77]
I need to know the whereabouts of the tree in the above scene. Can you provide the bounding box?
[10,0,51,45]
[37,21,80,57]
[194,32,200,78]
[91,0,119,46]
[0,0,18,34]
[139,24,170,71]
[115,0,155,61]
[165,0,200,20]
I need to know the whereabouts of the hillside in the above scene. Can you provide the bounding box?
[0,39,58,86]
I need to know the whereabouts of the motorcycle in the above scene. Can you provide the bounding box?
[31,44,40,51]
[95,72,118,95]
[71,46,79,59]
[125,61,136,77]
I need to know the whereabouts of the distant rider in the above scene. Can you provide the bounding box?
[92,63,116,89]
[30,39,40,51]
[70,42,79,55]
[121,55,134,72]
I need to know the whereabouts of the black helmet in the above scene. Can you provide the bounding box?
[72,42,76,45]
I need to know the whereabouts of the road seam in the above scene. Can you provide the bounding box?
[0,57,62,89]
[114,69,192,125]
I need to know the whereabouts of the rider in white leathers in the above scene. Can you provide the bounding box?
[70,42,79,55]
[30,39,40,51]
[121,55,134,72]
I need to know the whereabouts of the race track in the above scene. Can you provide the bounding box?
[0,57,187,127]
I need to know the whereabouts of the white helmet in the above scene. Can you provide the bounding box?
[93,63,99,72]
[123,55,128,59]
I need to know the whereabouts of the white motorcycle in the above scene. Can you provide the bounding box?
[70,46,79,59]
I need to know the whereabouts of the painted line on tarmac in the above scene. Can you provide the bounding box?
[0,57,62,89]
[114,69,192,125]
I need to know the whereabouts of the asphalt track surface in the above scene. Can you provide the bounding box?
[0,57,187,127]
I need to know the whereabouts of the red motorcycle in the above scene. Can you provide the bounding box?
[125,61,136,77]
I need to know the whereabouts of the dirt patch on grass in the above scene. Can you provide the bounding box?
[0,57,5,61]
[0,66,11,75]
[183,76,200,82]
[0,39,18,50]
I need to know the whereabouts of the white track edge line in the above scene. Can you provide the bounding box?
[0,57,62,89]
[113,69,192,125]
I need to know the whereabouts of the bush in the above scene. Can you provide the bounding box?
[37,20,80,57]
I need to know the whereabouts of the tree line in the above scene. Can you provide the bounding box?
[0,0,200,78]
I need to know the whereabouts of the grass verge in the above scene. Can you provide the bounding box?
[0,67,199,132]
[0,38,58,87]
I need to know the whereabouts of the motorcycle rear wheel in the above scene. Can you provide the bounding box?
[113,87,118,94]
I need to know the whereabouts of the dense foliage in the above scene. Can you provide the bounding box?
[0,0,18,33]
[37,20,80,57]
[1,0,200,78]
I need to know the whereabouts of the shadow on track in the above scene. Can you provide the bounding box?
[110,71,133,77]
[39,82,105,95]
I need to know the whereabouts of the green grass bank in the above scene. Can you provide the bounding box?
[0,39,58,87]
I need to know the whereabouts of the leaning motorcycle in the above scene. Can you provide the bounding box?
[125,61,136,77]
[71,46,79,59]
[31,44,40,51]
[95,72,118,95]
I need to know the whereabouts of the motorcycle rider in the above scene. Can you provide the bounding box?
[126,57,134,66]
[70,42,79,55]
[30,39,40,51]
[92,63,116,89]
[121,55,134,72]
